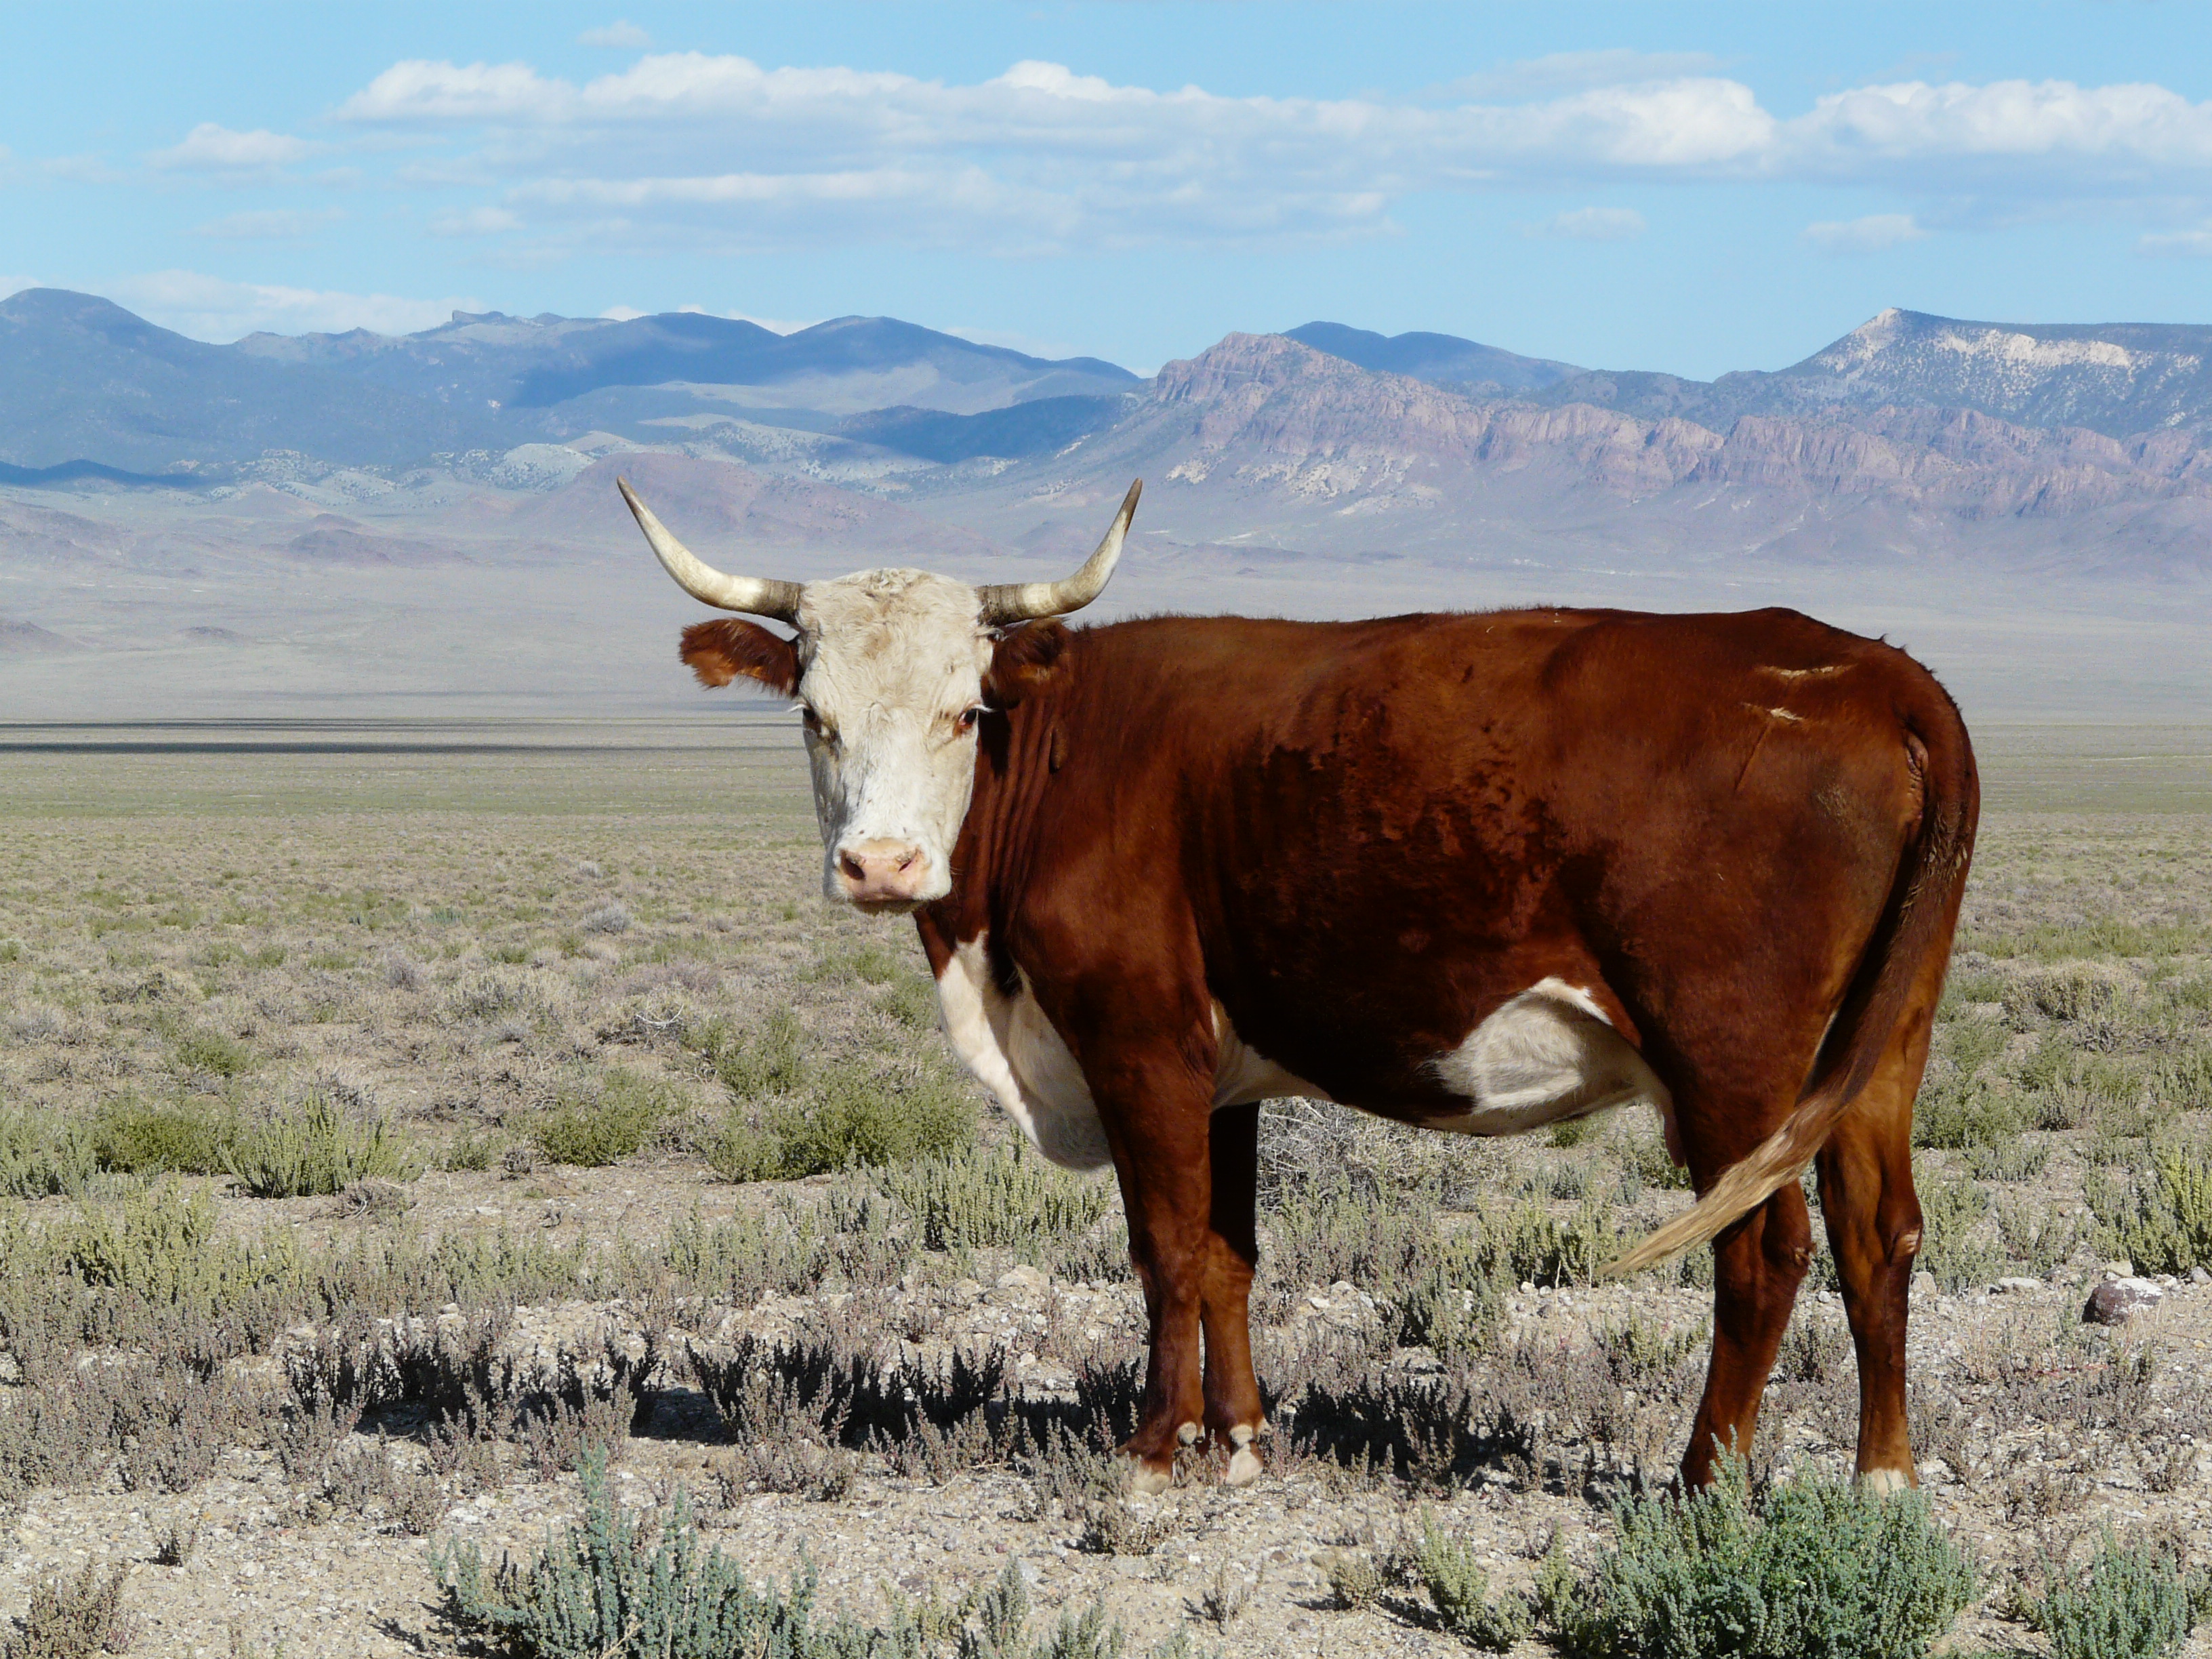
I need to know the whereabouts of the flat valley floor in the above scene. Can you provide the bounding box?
[1,716,2210,1657]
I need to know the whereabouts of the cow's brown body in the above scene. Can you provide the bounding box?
[914,605,1977,1489]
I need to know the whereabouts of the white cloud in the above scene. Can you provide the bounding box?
[1801,213,1929,253]
[192,208,345,239]
[315,56,2212,255]
[151,123,319,171]
[104,270,479,341]
[2137,227,2212,255]
[1790,79,2212,172]
[426,205,521,236]
[1526,206,1646,241]
[579,20,651,49]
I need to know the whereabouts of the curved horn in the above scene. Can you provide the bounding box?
[977,479,1141,626]
[619,476,803,623]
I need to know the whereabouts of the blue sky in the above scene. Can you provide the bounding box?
[3,2,2210,377]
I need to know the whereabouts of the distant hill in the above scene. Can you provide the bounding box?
[240,308,1138,421]
[1534,308,2212,440]
[834,395,1131,464]
[0,289,493,472]
[0,289,1140,474]
[1286,321,1583,393]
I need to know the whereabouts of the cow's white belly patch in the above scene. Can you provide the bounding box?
[1425,977,1670,1136]
[1210,1002,1331,1109]
[933,936,1331,1170]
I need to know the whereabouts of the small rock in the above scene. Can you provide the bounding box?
[2084,1276,2165,1326]
[1910,1272,1937,1298]
[1017,1559,1042,1586]
[2190,1266,2209,1285]
[1994,1277,2043,1296]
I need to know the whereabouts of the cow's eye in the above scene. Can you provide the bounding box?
[800,706,833,743]
[956,706,985,733]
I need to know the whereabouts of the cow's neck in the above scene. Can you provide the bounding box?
[916,628,1094,968]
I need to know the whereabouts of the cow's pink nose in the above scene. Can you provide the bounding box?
[837,840,930,903]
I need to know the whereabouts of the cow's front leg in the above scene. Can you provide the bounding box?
[1094,1051,1216,1495]
[1202,1101,1265,1486]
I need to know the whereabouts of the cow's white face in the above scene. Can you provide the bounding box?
[623,474,1139,915]
[793,569,996,912]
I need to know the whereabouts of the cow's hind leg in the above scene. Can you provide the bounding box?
[1681,1176,1814,1488]
[1201,1103,1265,1485]
[1815,970,1940,1489]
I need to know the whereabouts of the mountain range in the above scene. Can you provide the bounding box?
[6,285,2212,674]
[5,287,2210,722]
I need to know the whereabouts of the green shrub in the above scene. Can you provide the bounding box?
[1417,1511,1533,1650]
[433,1450,1158,1659]
[2089,1143,2212,1275]
[876,975,939,1029]
[433,1447,851,1658]
[1399,1232,1506,1361]
[1619,1128,1693,1192]
[1549,1113,1599,1148]
[2024,1528,2208,1659]
[2150,1044,2212,1112]
[764,1057,973,1176]
[1994,1193,2080,1277]
[702,1117,782,1185]
[1544,1459,1975,1659]
[1912,1073,2024,1151]
[0,1111,99,1198]
[1967,1136,2051,1183]
[2005,962,2129,1027]
[1,1563,131,1659]
[93,1095,237,1175]
[441,1127,504,1172]
[171,1025,255,1078]
[712,1008,806,1099]
[534,1069,672,1167]
[879,1143,1113,1252]
[224,1095,422,1197]
[1592,1311,1704,1384]
[1914,1166,2002,1293]
[1485,1195,1626,1288]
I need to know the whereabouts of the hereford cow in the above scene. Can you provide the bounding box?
[621,476,1978,1496]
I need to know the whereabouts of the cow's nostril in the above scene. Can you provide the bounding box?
[838,851,867,882]
[895,848,919,872]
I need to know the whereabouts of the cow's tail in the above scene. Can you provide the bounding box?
[1603,684,1978,1279]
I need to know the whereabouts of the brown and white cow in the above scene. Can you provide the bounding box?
[622,476,1978,1495]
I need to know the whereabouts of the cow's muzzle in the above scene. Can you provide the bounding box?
[835,839,933,909]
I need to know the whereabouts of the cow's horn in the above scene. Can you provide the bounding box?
[619,477,803,623]
[977,479,1141,626]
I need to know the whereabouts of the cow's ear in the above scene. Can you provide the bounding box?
[680,619,800,695]
[985,619,1070,708]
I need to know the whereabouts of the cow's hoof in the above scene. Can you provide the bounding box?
[1222,1425,1263,1488]
[1858,1466,1912,1495]
[1126,1458,1172,1496]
